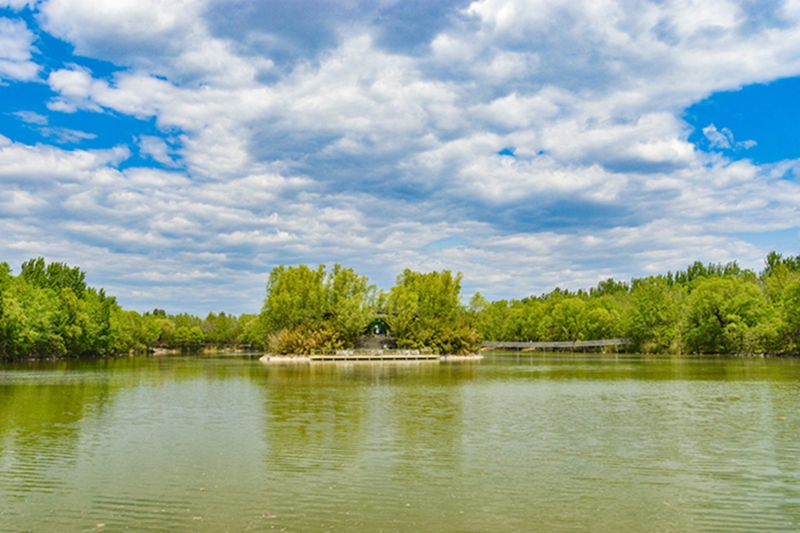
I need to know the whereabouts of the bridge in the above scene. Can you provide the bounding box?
[481,338,630,352]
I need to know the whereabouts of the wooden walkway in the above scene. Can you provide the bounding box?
[482,339,630,351]
[308,349,439,361]
[309,353,440,361]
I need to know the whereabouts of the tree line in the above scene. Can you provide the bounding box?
[472,252,800,355]
[4,252,800,360]
[0,258,262,361]
[259,253,800,356]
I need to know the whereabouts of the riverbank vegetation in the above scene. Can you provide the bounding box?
[0,258,262,361]
[3,251,800,360]
[472,252,800,355]
[260,253,800,356]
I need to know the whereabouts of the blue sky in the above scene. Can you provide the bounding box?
[1,0,800,314]
[685,77,800,165]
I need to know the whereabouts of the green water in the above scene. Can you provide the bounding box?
[1,354,799,533]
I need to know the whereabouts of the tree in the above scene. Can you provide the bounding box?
[468,292,489,313]
[387,269,477,354]
[540,297,586,341]
[780,278,800,352]
[236,313,267,350]
[762,262,799,302]
[259,264,375,353]
[683,277,768,354]
[261,265,327,334]
[20,257,87,295]
[325,264,376,345]
[474,299,510,341]
[56,287,92,355]
[761,250,800,282]
[583,297,625,340]
[590,278,630,298]
[140,314,163,349]
[174,325,205,352]
[628,276,683,353]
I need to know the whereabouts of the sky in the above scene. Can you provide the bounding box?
[2,0,800,315]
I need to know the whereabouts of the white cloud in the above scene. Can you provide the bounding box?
[0,0,38,8]
[4,1,800,313]
[703,124,733,149]
[14,110,48,125]
[40,127,97,143]
[0,17,39,81]
[0,188,48,215]
[702,123,757,150]
[38,0,273,86]
[137,135,177,166]
[0,138,129,181]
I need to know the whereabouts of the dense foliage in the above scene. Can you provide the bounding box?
[259,265,478,355]
[473,253,800,355]
[0,258,263,361]
[260,264,377,354]
[6,251,800,360]
[387,269,477,355]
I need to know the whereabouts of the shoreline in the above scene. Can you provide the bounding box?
[259,353,484,363]
[8,351,799,364]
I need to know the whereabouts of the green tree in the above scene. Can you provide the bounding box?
[108,309,144,354]
[261,265,327,333]
[763,262,798,302]
[468,292,489,313]
[174,325,205,352]
[140,314,163,349]
[511,299,548,341]
[56,287,92,355]
[590,278,630,297]
[20,257,88,295]
[236,313,267,350]
[583,297,625,340]
[683,277,768,354]
[260,264,374,353]
[1,276,65,357]
[780,277,800,352]
[474,299,510,341]
[325,264,375,345]
[83,288,120,355]
[387,269,477,354]
[540,297,586,341]
[628,276,683,353]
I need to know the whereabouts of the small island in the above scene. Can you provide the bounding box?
[257,265,481,362]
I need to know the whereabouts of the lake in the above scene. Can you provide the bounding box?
[1,353,799,532]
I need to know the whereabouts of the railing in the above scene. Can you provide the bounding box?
[310,348,436,356]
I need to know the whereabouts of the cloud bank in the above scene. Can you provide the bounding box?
[1,0,800,313]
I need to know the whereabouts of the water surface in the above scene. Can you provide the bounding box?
[1,354,799,532]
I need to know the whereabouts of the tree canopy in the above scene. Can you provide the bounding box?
[471,252,800,355]
[0,258,264,361]
[260,264,375,354]
[386,269,477,355]
[6,251,800,360]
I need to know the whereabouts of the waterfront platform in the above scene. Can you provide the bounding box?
[308,349,439,361]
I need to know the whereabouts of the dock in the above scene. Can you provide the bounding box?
[308,349,440,361]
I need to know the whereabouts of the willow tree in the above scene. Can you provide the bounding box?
[387,269,477,355]
[260,264,375,354]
